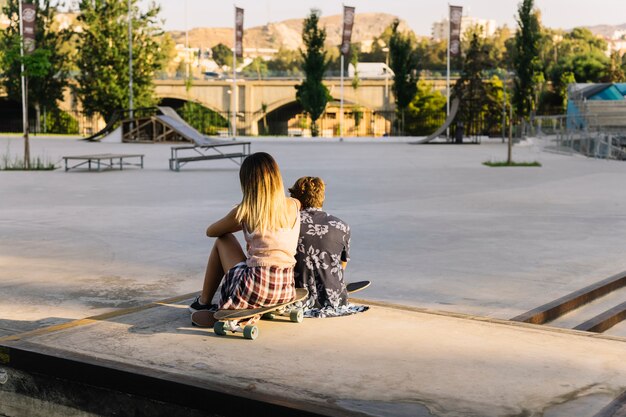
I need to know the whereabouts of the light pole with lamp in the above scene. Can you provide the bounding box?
[382,46,390,135]
[128,0,133,124]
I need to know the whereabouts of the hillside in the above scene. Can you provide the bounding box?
[168,13,413,51]
[583,23,626,38]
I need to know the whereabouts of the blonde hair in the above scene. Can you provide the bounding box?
[236,152,290,234]
[289,177,325,209]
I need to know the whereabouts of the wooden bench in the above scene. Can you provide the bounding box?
[169,141,251,171]
[63,153,144,172]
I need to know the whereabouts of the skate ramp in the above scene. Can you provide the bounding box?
[409,98,460,144]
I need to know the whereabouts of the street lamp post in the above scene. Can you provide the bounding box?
[382,46,390,136]
[128,0,133,122]
[18,1,30,168]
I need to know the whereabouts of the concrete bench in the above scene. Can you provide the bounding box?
[63,153,144,172]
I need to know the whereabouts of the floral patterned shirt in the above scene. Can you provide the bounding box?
[294,207,351,309]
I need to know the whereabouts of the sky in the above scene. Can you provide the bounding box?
[151,0,626,35]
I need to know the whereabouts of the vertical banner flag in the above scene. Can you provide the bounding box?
[235,7,244,58]
[22,2,36,54]
[340,6,355,56]
[449,5,463,56]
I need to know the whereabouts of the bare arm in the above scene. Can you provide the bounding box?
[206,207,242,237]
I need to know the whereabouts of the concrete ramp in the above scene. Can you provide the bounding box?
[82,111,122,142]
[409,98,460,144]
[157,106,187,125]
[155,114,214,146]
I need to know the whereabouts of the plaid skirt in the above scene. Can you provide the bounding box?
[219,262,296,310]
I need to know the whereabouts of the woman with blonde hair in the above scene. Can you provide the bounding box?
[189,152,300,319]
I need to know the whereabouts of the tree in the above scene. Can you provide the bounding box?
[359,23,394,63]
[350,44,361,93]
[512,0,542,120]
[414,39,448,73]
[266,47,302,76]
[242,57,268,79]
[606,51,625,82]
[295,9,330,137]
[453,33,502,138]
[0,0,71,127]
[389,19,418,135]
[179,101,228,136]
[74,0,165,123]
[405,80,446,136]
[1,0,70,167]
[211,43,231,68]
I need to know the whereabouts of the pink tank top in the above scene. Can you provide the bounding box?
[243,198,300,268]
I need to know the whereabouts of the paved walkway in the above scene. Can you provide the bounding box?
[1,136,626,415]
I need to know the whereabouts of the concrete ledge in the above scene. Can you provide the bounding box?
[0,343,355,417]
[2,298,626,417]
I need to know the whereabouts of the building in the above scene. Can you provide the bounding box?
[0,0,9,29]
[431,15,497,41]
[608,30,626,55]
[567,83,626,130]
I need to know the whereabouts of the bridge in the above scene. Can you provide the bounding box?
[154,78,449,136]
[155,78,392,135]
[1,78,450,136]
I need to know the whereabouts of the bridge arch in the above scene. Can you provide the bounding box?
[158,96,229,136]
[158,95,224,116]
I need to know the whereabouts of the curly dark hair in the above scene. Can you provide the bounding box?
[288,176,325,209]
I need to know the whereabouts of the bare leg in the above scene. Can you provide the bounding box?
[200,233,246,304]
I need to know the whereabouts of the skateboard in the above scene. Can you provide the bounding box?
[346,280,371,294]
[191,288,308,340]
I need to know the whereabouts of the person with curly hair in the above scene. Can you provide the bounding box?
[289,176,362,317]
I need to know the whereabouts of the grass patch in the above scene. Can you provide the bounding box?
[1,154,57,171]
[483,161,542,168]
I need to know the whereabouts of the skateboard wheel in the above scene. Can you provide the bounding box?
[243,325,258,340]
[290,309,303,323]
[262,313,275,320]
[213,321,227,336]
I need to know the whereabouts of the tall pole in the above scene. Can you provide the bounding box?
[502,74,506,143]
[232,6,237,138]
[340,54,344,140]
[185,0,189,80]
[446,4,451,140]
[128,0,133,122]
[19,1,30,168]
[508,92,513,164]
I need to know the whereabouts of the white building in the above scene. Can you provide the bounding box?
[431,16,497,41]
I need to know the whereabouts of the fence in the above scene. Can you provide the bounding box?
[528,114,626,161]
[0,109,97,136]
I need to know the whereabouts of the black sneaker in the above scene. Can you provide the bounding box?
[188,296,218,314]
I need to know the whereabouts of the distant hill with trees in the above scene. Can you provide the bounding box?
[584,23,626,38]
[167,13,412,51]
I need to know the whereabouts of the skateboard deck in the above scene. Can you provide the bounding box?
[347,280,371,294]
[191,288,308,338]
[214,287,308,321]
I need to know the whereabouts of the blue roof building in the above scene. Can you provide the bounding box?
[567,83,626,130]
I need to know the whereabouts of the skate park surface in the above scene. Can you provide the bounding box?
[1,135,626,416]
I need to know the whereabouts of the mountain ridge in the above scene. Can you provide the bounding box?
[168,13,412,51]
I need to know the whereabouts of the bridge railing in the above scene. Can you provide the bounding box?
[154,70,463,82]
